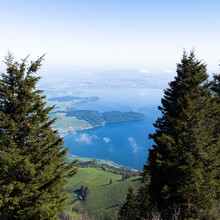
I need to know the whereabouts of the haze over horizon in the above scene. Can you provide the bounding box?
[0,0,219,75]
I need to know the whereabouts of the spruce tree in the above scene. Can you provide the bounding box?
[211,74,220,95]
[142,51,219,219]
[0,54,77,219]
[210,73,220,212]
[135,173,150,219]
[118,185,138,220]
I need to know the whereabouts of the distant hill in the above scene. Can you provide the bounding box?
[66,110,105,127]
[66,110,145,127]
[103,111,145,123]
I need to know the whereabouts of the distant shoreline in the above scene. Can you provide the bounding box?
[66,153,139,171]
[49,95,146,132]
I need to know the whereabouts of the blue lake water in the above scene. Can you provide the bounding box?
[64,87,163,170]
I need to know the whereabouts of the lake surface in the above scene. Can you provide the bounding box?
[64,87,163,170]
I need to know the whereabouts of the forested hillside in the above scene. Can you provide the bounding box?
[66,110,145,127]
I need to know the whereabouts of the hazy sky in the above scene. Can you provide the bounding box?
[0,0,220,72]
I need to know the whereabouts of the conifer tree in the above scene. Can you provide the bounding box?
[0,54,77,219]
[211,74,220,145]
[210,73,220,209]
[118,185,138,220]
[81,186,85,197]
[142,51,219,219]
[135,174,150,219]
[211,74,220,95]
[109,179,113,185]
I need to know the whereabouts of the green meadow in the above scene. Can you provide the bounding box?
[50,112,92,131]
[65,167,142,219]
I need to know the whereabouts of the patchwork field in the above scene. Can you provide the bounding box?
[50,112,92,132]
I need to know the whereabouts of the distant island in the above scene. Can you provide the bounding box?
[66,110,146,127]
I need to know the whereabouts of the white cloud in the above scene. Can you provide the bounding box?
[128,137,139,153]
[139,68,150,73]
[103,137,111,144]
[164,69,174,74]
[74,133,94,144]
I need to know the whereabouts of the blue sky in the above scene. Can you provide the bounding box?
[0,0,220,73]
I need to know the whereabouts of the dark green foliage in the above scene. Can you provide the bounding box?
[103,111,145,123]
[78,185,89,200]
[118,185,138,220]
[84,187,89,200]
[66,110,105,127]
[0,54,77,219]
[136,185,149,219]
[135,172,151,219]
[211,74,220,95]
[210,73,220,208]
[66,110,145,127]
[140,51,220,219]
[211,74,220,141]
[81,186,85,197]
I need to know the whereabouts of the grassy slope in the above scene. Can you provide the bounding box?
[47,100,93,131]
[51,112,91,130]
[66,167,142,220]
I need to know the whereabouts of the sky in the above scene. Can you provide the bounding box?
[0,0,220,73]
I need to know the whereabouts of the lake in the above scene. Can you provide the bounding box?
[64,87,163,170]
